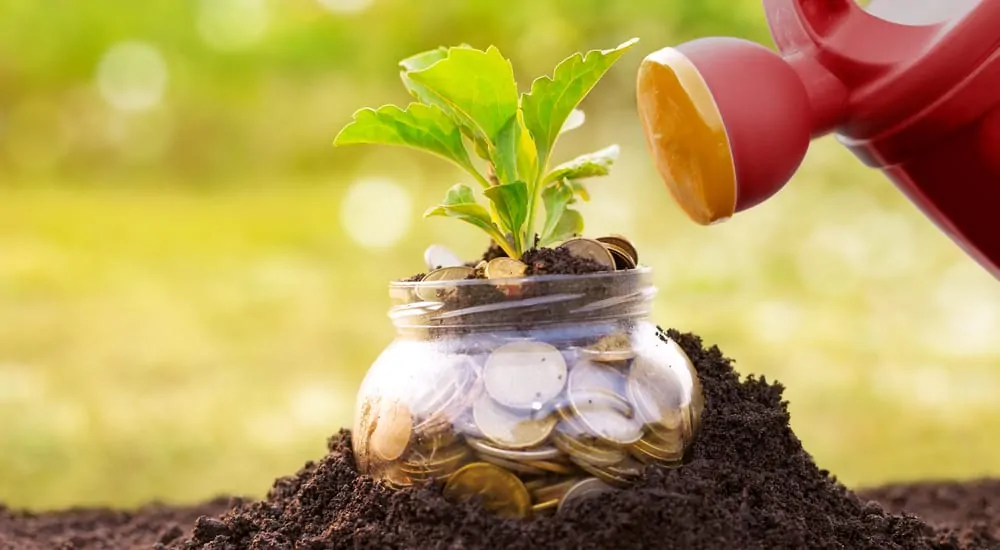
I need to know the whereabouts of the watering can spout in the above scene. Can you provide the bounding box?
[637,0,1000,278]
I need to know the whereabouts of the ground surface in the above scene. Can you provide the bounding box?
[8,331,999,550]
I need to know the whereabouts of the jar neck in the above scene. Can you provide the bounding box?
[388,268,656,336]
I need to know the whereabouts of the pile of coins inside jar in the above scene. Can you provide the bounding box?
[418,235,640,291]
[357,325,703,519]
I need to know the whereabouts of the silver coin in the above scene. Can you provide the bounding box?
[557,477,616,514]
[627,339,692,427]
[472,395,557,449]
[568,360,643,445]
[484,340,567,410]
[424,244,465,270]
[465,437,563,461]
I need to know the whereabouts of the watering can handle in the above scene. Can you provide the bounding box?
[763,0,855,53]
[763,0,943,77]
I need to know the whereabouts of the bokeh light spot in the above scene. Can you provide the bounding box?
[96,41,168,112]
[197,0,269,51]
[340,177,413,249]
[316,0,374,15]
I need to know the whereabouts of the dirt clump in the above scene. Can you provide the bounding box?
[167,330,997,550]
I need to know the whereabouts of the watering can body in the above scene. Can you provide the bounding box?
[637,0,1000,279]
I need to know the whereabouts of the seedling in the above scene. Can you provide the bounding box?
[334,39,639,259]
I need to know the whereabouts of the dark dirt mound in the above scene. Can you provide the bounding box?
[858,480,1000,549]
[1,332,999,548]
[160,330,996,550]
[0,497,235,550]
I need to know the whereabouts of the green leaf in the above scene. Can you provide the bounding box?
[494,112,537,185]
[542,208,584,246]
[569,180,590,202]
[543,144,620,184]
[522,38,638,170]
[424,184,508,244]
[540,182,574,242]
[408,46,519,144]
[399,47,448,72]
[400,48,459,123]
[334,103,476,175]
[483,181,529,248]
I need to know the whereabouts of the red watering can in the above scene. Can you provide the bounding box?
[637,0,1000,279]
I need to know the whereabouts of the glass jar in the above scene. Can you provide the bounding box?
[352,267,704,519]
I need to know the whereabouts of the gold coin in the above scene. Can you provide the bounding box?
[569,456,633,487]
[370,399,413,462]
[532,499,560,514]
[580,333,636,363]
[484,340,567,410]
[531,477,581,503]
[472,396,557,449]
[557,477,616,514]
[552,432,627,467]
[568,360,643,445]
[443,462,532,519]
[415,266,475,301]
[424,244,465,270]
[353,395,377,474]
[524,459,579,475]
[475,453,548,476]
[558,238,616,270]
[465,437,562,461]
[381,464,415,489]
[596,235,638,265]
[626,339,693,428]
[485,257,528,279]
[629,432,685,464]
[602,243,637,270]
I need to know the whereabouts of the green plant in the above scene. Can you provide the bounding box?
[333,39,638,259]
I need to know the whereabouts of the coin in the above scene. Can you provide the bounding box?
[465,437,562,461]
[370,399,413,462]
[568,360,643,445]
[409,354,474,421]
[532,499,560,514]
[552,431,627,467]
[557,477,615,514]
[424,244,465,270]
[472,396,557,449]
[602,242,637,270]
[569,456,633,487]
[353,396,377,474]
[484,340,567,410]
[524,459,579,475]
[485,257,528,279]
[629,431,685,464]
[475,453,548,476]
[626,341,691,427]
[443,463,532,519]
[579,332,636,363]
[596,235,638,265]
[531,477,581,503]
[558,238,616,270]
[416,266,475,302]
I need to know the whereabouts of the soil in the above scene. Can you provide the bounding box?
[2,332,999,549]
[2,245,998,549]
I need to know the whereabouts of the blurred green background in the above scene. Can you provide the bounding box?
[2,0,999,511]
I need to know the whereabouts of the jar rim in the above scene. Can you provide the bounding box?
[389,265,653,290]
